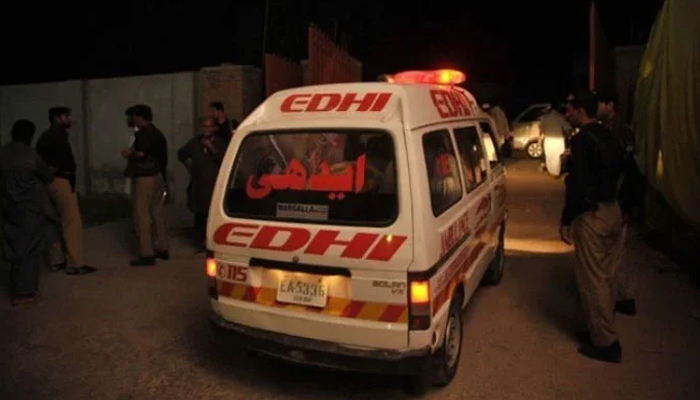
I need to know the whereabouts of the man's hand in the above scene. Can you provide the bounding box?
[560,224,573,245]
[120,148,132,159]
[202,137,216,153]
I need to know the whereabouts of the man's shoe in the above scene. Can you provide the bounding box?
[130,257,156,267]
[66,265,97,275]
[615,299,637,316]
[156,251,170,261]
[11,293,37,306]
[49,262,66,272]
[578,341,622,363]
[79,265,97,274]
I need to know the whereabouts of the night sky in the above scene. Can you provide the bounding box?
[1,0,663,113]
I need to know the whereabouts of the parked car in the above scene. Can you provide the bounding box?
[509,103,551,158]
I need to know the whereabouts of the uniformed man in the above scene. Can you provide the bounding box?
[35,107,97,275]
[597,93,638,316]
[121,105,169,266]
[598,94,635,151]
[559,89,626,363]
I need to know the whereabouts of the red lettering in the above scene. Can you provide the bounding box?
[249,226,310,252]
[307,93,342,112]
[233,265,248,282]
[337,92,375,111]
[370,93,392,111]
[305,230,378,258]
[430,90,450,118]
[215,224,407,262]
[219,264,248,282]
[443,92,457,117]
[213,223,259,247]
[281,92,392,113]
[281,94,312,112]
[455,92,473,116]
[431,90,475,118]
[366,235,408,261]
[336,92,392,112]
[446,92,464,116]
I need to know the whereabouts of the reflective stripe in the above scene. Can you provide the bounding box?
[217,282,408,323]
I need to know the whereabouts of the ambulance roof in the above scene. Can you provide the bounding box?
[240,82,484,131]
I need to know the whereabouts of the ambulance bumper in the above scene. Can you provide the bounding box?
[209,313,432,375]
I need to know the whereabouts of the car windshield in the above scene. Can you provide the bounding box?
[516,106,550,123]
[224,129,398,226]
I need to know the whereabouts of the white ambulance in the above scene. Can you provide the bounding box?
[207,69,508,392]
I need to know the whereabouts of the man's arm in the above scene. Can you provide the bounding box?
[210,138,228,165]
[34,155,55,184]
[35,132,59,169]
[177,137,196,168]
[561,133,590,226]
[127,130,151,160]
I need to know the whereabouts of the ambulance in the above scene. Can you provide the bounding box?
[207,69,508,392]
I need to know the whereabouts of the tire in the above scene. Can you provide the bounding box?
[404,294,464,394]
[434,296,464,386]
[526,141,543,159]
[483,225,505,285]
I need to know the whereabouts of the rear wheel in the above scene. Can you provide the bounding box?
[405,293,464,394]
[483,225,505,285]
[434,296,463,386]
[526,141,543,159]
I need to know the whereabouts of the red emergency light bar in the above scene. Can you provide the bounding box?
[391,69,466,85]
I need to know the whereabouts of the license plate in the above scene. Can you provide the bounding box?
[276,274,328,308]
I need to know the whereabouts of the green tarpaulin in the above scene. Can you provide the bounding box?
[633,0,700,231]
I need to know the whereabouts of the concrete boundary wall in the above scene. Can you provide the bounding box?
[0,66,262,205]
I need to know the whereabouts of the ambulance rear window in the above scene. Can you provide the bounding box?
[224,129,398,226]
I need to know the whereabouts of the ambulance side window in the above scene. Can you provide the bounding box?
[479,121,501,168]
[423,129,463,217]
[453,126,487,192]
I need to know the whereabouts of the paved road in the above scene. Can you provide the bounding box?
[2,158,699,400]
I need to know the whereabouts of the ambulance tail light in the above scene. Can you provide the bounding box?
[392,69,466,85]
[206,250,218,299]
[409,280,431,330]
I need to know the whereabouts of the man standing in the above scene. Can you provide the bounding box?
[540,101,572,177]
[560,90,626,363]
[35,107,96,275]
[597,93,639,316]
[1,121,54,304]
[208,101,238,142]
[121,105,169,266]
[598,94,635,152]
[178,117,229,250]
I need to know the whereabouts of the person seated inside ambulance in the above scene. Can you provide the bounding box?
[423,132,462,208]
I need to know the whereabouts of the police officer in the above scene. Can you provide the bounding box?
[35,107,97,275]
[559,89,626,363]
[121,105,169,266]
[597,93,638,316]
